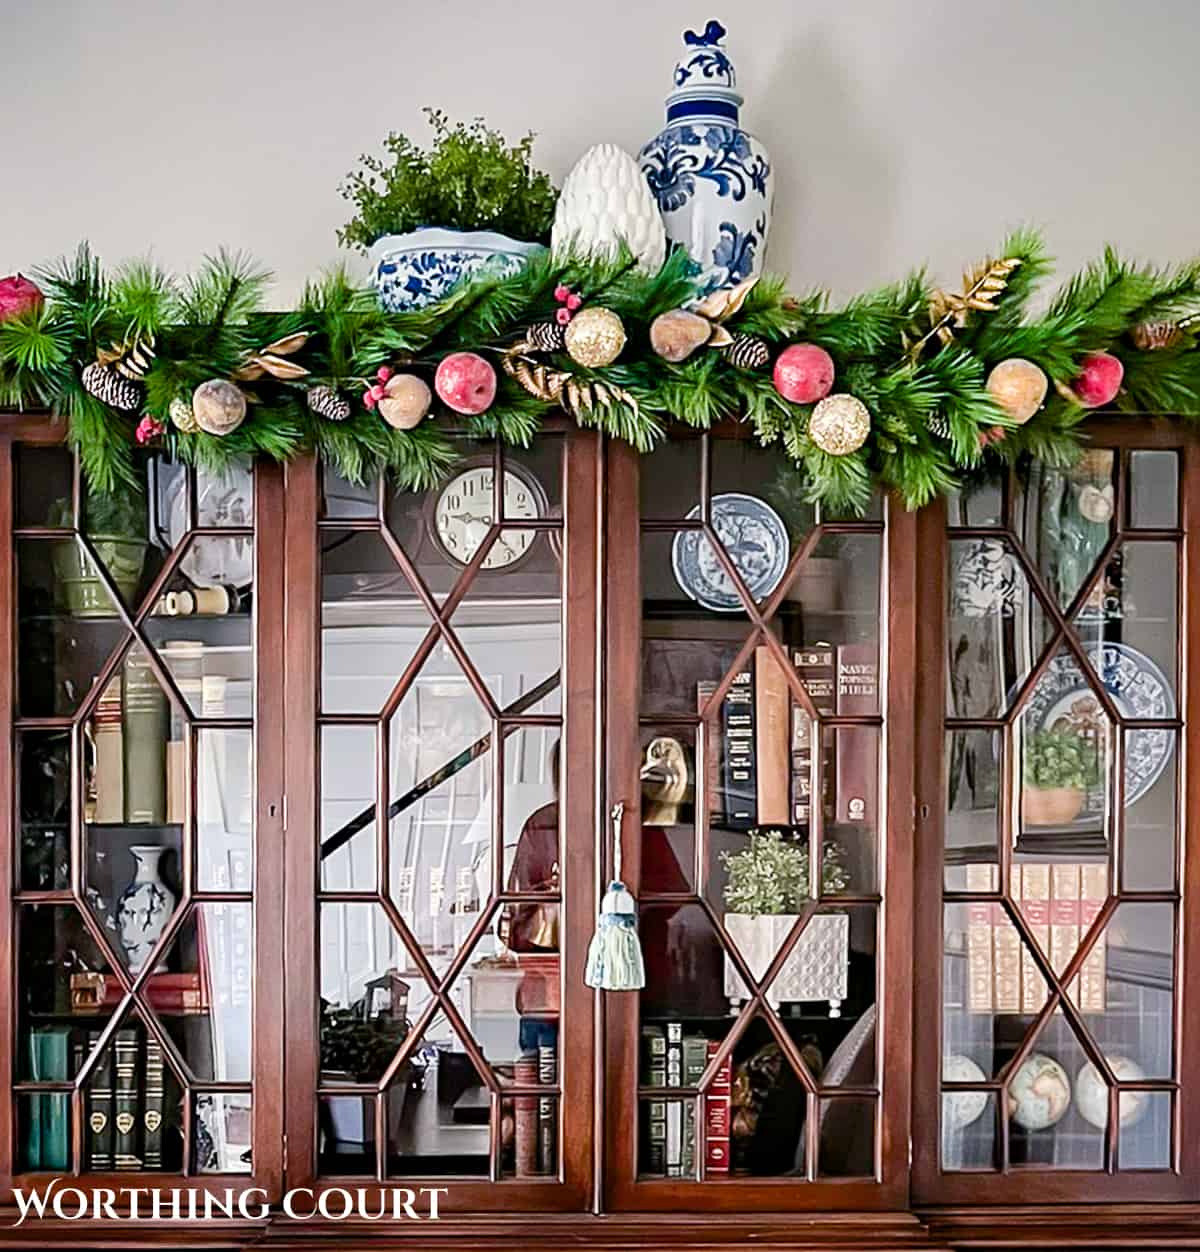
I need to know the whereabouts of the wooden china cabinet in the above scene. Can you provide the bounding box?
[0,410,1197,1250]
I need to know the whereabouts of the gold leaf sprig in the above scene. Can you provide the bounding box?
[501,342,641,423]
[234,331,311,382]
[904,256,1022,360]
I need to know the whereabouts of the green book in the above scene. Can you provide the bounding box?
[24,1033,42,1171]
[143,1034,165,1170]
[86,1031,114,1171]
[681,1035,708,1178]
[122,652,168,824]
[38,1028,71,1171]
[113,1028,142,1170]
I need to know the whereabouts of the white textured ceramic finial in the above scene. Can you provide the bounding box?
[551,142,667,275]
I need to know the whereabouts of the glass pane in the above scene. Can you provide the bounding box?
[1122,731,1177,892]
[17,1090,72,1172]
[1064,902,1175,1081]
[502,726,561,922]
[639,724,697,897]
[1104,541,1178,709]
[712,438,818,544]
[150,458,254,537]
[945,729,1000,892]
[1007,1013,1103,1169]
[319,903,414,1085]
[503,443,563,522]
[18,538,127,717]
[790,533,881,671]
[15,445,74,529]
[322,466,378,520]
[639,439,701,521]
[1129,450,1178,530]
[18,730,71,891]
[383,1017,490,1178]
[501,1093,559,1179]
[449,529,562,715]
[386,655,491,956]
[155,903,253,1084]
[817,1098,875,1177]
[1019,651,1114,854]
[824,724,879,894]
[321,528,430,716]
[947,479,1003,528]
[947,538,1050,720]
[1120,1089,1171,1170]
[197,728,253,891]
[728,1015,812,1176]
[941,1082,996,1171]
[194,1092,252,1173]
[319,1093,378,1176]
[1016,453,1116,611]
[641,903,742,1022]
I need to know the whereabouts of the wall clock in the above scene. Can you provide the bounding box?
[430,459,547,570]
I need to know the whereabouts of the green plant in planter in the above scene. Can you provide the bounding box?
[720,830,849,916]
[319,1002,410,1084]
[1023,729,1101,791]
[338,108,559,252]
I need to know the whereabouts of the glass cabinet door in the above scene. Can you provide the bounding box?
[285,431,597,1208]
[2,441,281,1191]
[916,430,1200,1203]
[604,433,913,1210]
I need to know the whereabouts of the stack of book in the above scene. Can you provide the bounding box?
[512,1044,557,1176]
[966,862,1107,1013]
[640,1023,731,1179]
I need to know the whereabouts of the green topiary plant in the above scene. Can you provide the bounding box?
[720,830,850,916]
[338,108,559,253]
[1023,729,1101,790]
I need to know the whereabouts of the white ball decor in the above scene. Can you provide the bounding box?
[1075,1055,1149,1130]
[942,1054,989,1132]
[191,379,247,437]
[551,142,667,275]
[808,393,871,456]
[1008,1053,1071,1131]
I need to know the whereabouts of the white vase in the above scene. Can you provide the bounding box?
[117,844,176,972]
[723,912,849,1016]
[639,20,773,294]
[368,227,545,311]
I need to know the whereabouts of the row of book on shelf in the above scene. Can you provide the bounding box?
[966,862,1107,1014]
[705,641,878,832]
[511,1044,557,1177]
[640,1023,732,1179]
[89,645,233,827]
[25,1024,167,1172]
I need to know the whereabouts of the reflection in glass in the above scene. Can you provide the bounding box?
[1129,451,1178,530]
[817,1098,874,1177]
[941,1085,996,1172]
[19,731,71,892]
[194,1092,252,1173]
[944,729,1001,892]
[1121,731,1177,893]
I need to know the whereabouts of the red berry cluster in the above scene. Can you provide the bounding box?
[135,414,165,445]
[554,283,583,327]
[363,365,393,410]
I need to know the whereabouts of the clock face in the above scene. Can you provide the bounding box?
[433,464,543,569]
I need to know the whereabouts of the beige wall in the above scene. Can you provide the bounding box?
[2,0,1198,303]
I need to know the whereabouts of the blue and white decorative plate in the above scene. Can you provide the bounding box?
[671,493,789,612]
[1025,642,1175,806]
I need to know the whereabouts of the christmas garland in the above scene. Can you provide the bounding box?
[2,231,1199,514]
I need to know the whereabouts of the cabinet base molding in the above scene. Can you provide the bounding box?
[922,1203,1200,1249]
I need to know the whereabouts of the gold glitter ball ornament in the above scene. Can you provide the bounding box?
[986,357,1048,425]
[191,379,247,436]
[808,393,871,456]
[563,306,626,368]
[168,396,199,433]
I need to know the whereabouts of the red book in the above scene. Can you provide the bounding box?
[835,643,879,826]
[703,1040,731,1175]
[513,1053,540,1178]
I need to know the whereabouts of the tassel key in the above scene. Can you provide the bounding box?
[584,802,646,991]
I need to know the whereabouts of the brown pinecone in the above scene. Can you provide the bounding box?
[1131,321,1183,351]
[81,362,143,411]
[926,413,950,439]
[723,332,770,370]
[306,384,352,422]
[527,320,566,353]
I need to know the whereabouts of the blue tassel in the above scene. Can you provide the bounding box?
[585,804,646,991]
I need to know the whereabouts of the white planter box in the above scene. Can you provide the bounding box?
[723,912,850,1016]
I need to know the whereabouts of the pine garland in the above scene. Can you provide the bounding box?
[2,233,1200,510]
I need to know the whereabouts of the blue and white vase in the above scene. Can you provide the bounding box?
[639,19,773,294]
[369,228,545,312]
[117,844,175,973]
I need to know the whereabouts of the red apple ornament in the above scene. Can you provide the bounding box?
[0,274,44,322]
[773,344,835,405]
[1073,352,1124,408]
[435,352,497,415]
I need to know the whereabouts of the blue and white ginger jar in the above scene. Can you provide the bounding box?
[639,19,773,294]
[369,228,545,312]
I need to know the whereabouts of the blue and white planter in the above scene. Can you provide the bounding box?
[639,19,773,294]
[369,228,545,312]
